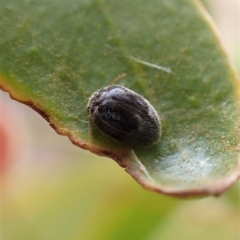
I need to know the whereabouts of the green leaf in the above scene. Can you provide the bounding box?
[0,0,239,197]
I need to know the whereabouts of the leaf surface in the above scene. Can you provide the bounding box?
[0,0,239,197]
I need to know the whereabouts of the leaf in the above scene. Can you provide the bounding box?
[0,0,239,198]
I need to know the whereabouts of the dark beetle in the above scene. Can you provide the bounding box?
[87,85,161,147]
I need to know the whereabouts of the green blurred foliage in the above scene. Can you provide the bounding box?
[2,147,239,240]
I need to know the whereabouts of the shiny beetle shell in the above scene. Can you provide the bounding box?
[87,85,161,147]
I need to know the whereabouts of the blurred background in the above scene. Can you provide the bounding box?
[1,1,239,240]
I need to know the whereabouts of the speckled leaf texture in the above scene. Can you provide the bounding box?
[0,0,239,197]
